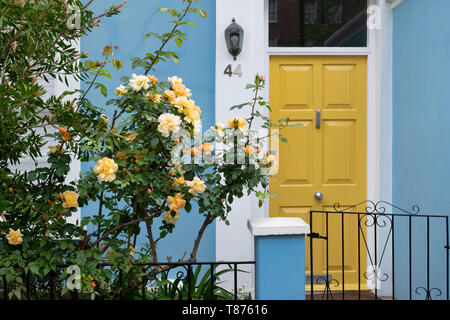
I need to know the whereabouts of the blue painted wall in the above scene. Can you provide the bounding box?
[393,0,450,300]
[81,0,216,262]
[254,235,306,300]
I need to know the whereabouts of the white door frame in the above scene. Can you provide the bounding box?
[262,0,388,217]
[215,0,397,296]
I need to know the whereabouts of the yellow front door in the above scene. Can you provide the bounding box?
[269,55,367,291]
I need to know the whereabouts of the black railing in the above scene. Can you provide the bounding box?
[307,201,449,301]
[0,261,255,301]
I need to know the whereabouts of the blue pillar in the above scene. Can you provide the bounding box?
[248,218,310,300]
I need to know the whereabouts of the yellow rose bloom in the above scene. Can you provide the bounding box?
[212,124,225,139]
[125,132,138,143]
[129,73,150,92]
[185,106,201,123]
[168,76,183,87]
[175,96,195,110]
[228,116,248,131]
[62,190,79,208]
[245,145,255,155]
[158,113,181,138]
[182,147,201,158]
[260,153,276,167]
[174,97,201,123]
[93,157,119,182]
[186,177,206,195]
[173,176,186,185]
[48,144,65,155]
[148,75,158,85]
[114,85,128,96]
[167,193,186,212]
[6,228,23,246]
[164,90,177,104]
[100,114,109,124]
[200,142,214,155]
[163,211,181,225]
[172,83,192,97]
[153,94,162,103]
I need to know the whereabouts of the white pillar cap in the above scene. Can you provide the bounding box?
[247,217,310,236]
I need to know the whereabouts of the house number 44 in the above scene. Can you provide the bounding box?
[224,64,243,78]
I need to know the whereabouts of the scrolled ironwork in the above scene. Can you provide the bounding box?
[175,266,190,282]
[364,265,389,282]
[333,200,420,215]
[315,277,340,301]
[415,287,442,300]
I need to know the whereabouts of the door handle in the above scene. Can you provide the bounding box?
[316,109,321,129]
[314,192,323,201]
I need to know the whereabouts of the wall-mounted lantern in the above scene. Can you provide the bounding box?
[224,18,244,60]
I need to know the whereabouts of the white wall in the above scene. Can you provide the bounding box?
[9,40,81,226]
[215,0,267,293]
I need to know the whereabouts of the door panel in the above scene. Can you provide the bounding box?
[269,56,367,291]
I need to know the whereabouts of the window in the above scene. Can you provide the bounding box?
[305,0,317,24]
[269,0,277,23]
[268,0,367,47]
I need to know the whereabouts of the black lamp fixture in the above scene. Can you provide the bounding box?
[224,18,244,60]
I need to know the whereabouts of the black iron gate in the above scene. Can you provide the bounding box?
[307,201,449,300]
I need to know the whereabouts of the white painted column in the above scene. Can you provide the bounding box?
[215,0,267,293]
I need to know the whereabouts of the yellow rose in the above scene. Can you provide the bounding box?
[245,145,255,155]
[148,75,158,85]
[100,114,109,124]
[173,176,186,185]
[6,228,23,246]
[163,211,181,225]
[182,147,201,158]
[186,177,206,195]
[228,116,248,131]
[172,83,192,97]
[168,76,183,87]
[175,96,195,110]
[200,142,214,155]
[153,94,162,103]
[129,73,150,92]
[158,113,181,138]
[167,193,186,212]
[48,144,65,155]
[93,157,119,182]
[164,90,177,104]
[62,190,79,208]
[260,153,276,167]
[125,132,138,143]
[114,85,128,96]
[212,124,225,139]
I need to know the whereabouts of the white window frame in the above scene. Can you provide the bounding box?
[268,0,277,23]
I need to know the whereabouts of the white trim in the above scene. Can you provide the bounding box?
[387,0,404,9]
[267,47,370,55]
[248,218,310,236]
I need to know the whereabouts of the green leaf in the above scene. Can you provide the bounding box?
[120,76,130,83]
[150,137,159,146]
[29,264,40,275]
[76,253,86,266]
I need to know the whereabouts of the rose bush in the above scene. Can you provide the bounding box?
[0,0,297,299]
